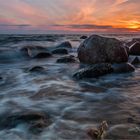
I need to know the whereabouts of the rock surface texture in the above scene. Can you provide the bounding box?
[78,35,128,64]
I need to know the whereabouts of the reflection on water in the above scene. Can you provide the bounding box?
[0,34,140,140]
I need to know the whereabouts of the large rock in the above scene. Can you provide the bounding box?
[129,42,140,55]
[73,63,113,79]
[78,35,128,64]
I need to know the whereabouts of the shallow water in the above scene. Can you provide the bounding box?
[0,34,140,140]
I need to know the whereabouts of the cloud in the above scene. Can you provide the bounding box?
[0,24,31,27]
[52,24,113,29]
[0,0,140,33]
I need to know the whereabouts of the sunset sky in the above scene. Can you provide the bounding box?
[0,0,140,34]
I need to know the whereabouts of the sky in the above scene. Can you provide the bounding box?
[0,0,140,34]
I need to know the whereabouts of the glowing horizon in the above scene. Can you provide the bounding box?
[0,0,140,34]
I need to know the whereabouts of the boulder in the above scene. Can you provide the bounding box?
[52,48,68,54]
[113,63,135,73]
[73,63,113,79]
[129,42,140,55]
[56,55,77,63]
[78,35,128,64]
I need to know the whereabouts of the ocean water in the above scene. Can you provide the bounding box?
[0,34,140,140]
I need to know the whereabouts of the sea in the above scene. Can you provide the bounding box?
[0,34,140,140]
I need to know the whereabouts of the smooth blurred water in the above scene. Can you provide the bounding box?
[0,34,140,140]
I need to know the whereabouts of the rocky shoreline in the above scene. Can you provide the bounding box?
[0,34,140,140]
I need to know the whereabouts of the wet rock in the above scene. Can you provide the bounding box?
[129,42,140,55]
[131,57,140,65]
[28,66,45,72]
[52,48,68,54]
[113,63,135,73]
[80,35,88,39]
[56,55,77,63]
[56,41,72,49]
[20,45,50,58]
[126,38,140,47]
[0,111,52,133]
[124,46,130,55]
[73,63,113,79]
[33,52,52,58]
[78,35,128,64]
[87,121,108,139]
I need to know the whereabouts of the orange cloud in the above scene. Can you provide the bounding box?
[0,0,140,33]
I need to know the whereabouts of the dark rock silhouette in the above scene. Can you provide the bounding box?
[73,63,113,79]
[78,35,128,64]
[129,42,140,55]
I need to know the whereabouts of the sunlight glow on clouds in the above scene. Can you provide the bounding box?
[0,0,140,33]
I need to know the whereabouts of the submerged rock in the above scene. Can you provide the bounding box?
[52,48,68,54]
[28,66,45,72]
[56,55,77,63]
[129,42,140,55]
[78,35,128,64]
[113,63,135,73]
[73,63,113,79]
[0,111,52,133]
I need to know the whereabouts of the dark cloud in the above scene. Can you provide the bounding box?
[52,24,113,29]
[0,24,31,27]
